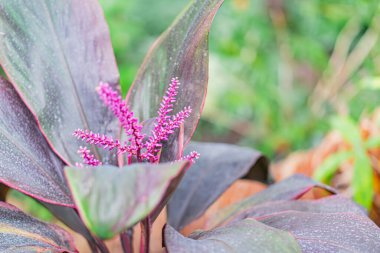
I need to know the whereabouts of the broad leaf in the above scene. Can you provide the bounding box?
[166,195,380,252]
[164,219,301,253]
[65,161,189,239]
[0,0,120,165]
[259,211,380,252]
[229,195,365,224]
[0,202,76,252]
[126,0,224,148]
[42,203,103,252]
[0,77,73,206]
[207,174,336,229]
[168,142,267,230]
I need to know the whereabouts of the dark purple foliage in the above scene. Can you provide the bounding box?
[0,77,72,206]
[0,202,76,252]
[0,0,379,252]
[168,142,267,230]
[164,176,380,253]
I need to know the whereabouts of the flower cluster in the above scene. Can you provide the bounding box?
[76,146,102,167]
[73,77,199,166]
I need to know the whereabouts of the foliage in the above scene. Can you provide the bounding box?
[273,109,380,225]
[99,0,380,158]
[314,116,375,209]
[0,0,380,253]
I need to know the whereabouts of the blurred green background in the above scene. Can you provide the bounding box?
[100,0,380,160]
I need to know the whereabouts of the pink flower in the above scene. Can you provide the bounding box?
[74,78,199,165]
[77,146,102,167]
[181,151,200,164]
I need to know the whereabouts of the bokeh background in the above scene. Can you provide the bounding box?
[100,0,380,159]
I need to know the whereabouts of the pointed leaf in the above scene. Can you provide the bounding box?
[353,150,374,209]
[168,142,267,230]
[0,0,120,165]
[259,211,380,252]
[207,175,336,229]
[0,77,73,206]
[65,161,189,239]
[164,219,301,253]
[331,117,375,209]
[313,150,353,183]
[126,0,224,148]
[0,202,76,252]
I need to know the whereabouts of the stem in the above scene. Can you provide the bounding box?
[137,148,142,163]
[95,237,110,253]
[139,216,151,253]
[120,228,134,253]
[87,239,99,253]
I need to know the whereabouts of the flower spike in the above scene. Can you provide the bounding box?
[74,78,198,165]
[182,151,200,163]
[77,146,102,166]
[97,82,144,147]
[142,78,192,162]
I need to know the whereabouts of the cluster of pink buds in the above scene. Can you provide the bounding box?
[73,77,199,167]
[76,147,102,167]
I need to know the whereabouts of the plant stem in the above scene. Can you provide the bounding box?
[139,216,151,253]
[120,228,134,253]
[95,237,110,253]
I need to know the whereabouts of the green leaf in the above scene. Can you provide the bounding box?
[359,76,380,90]
[331,116,361,147]
[313,151,353,183]
[365,136,380,149]
[65,161,189,239]
[352,151,374,210]
[331,116,374,209]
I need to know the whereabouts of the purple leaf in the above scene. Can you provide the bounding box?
[139,119,185,163]
[41,203,102,252]
[165,195,380,252]
[164,218,301,253]
[65,161,190,239]
[168,142,267,230]
[0,0,120,165]
[126,0,224,149]
[0,201,77,252]
[159,125,185,163]
[229,195,365,224]
[259,211,380,252]
[207,174,336,229]
[0,77,73,206]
